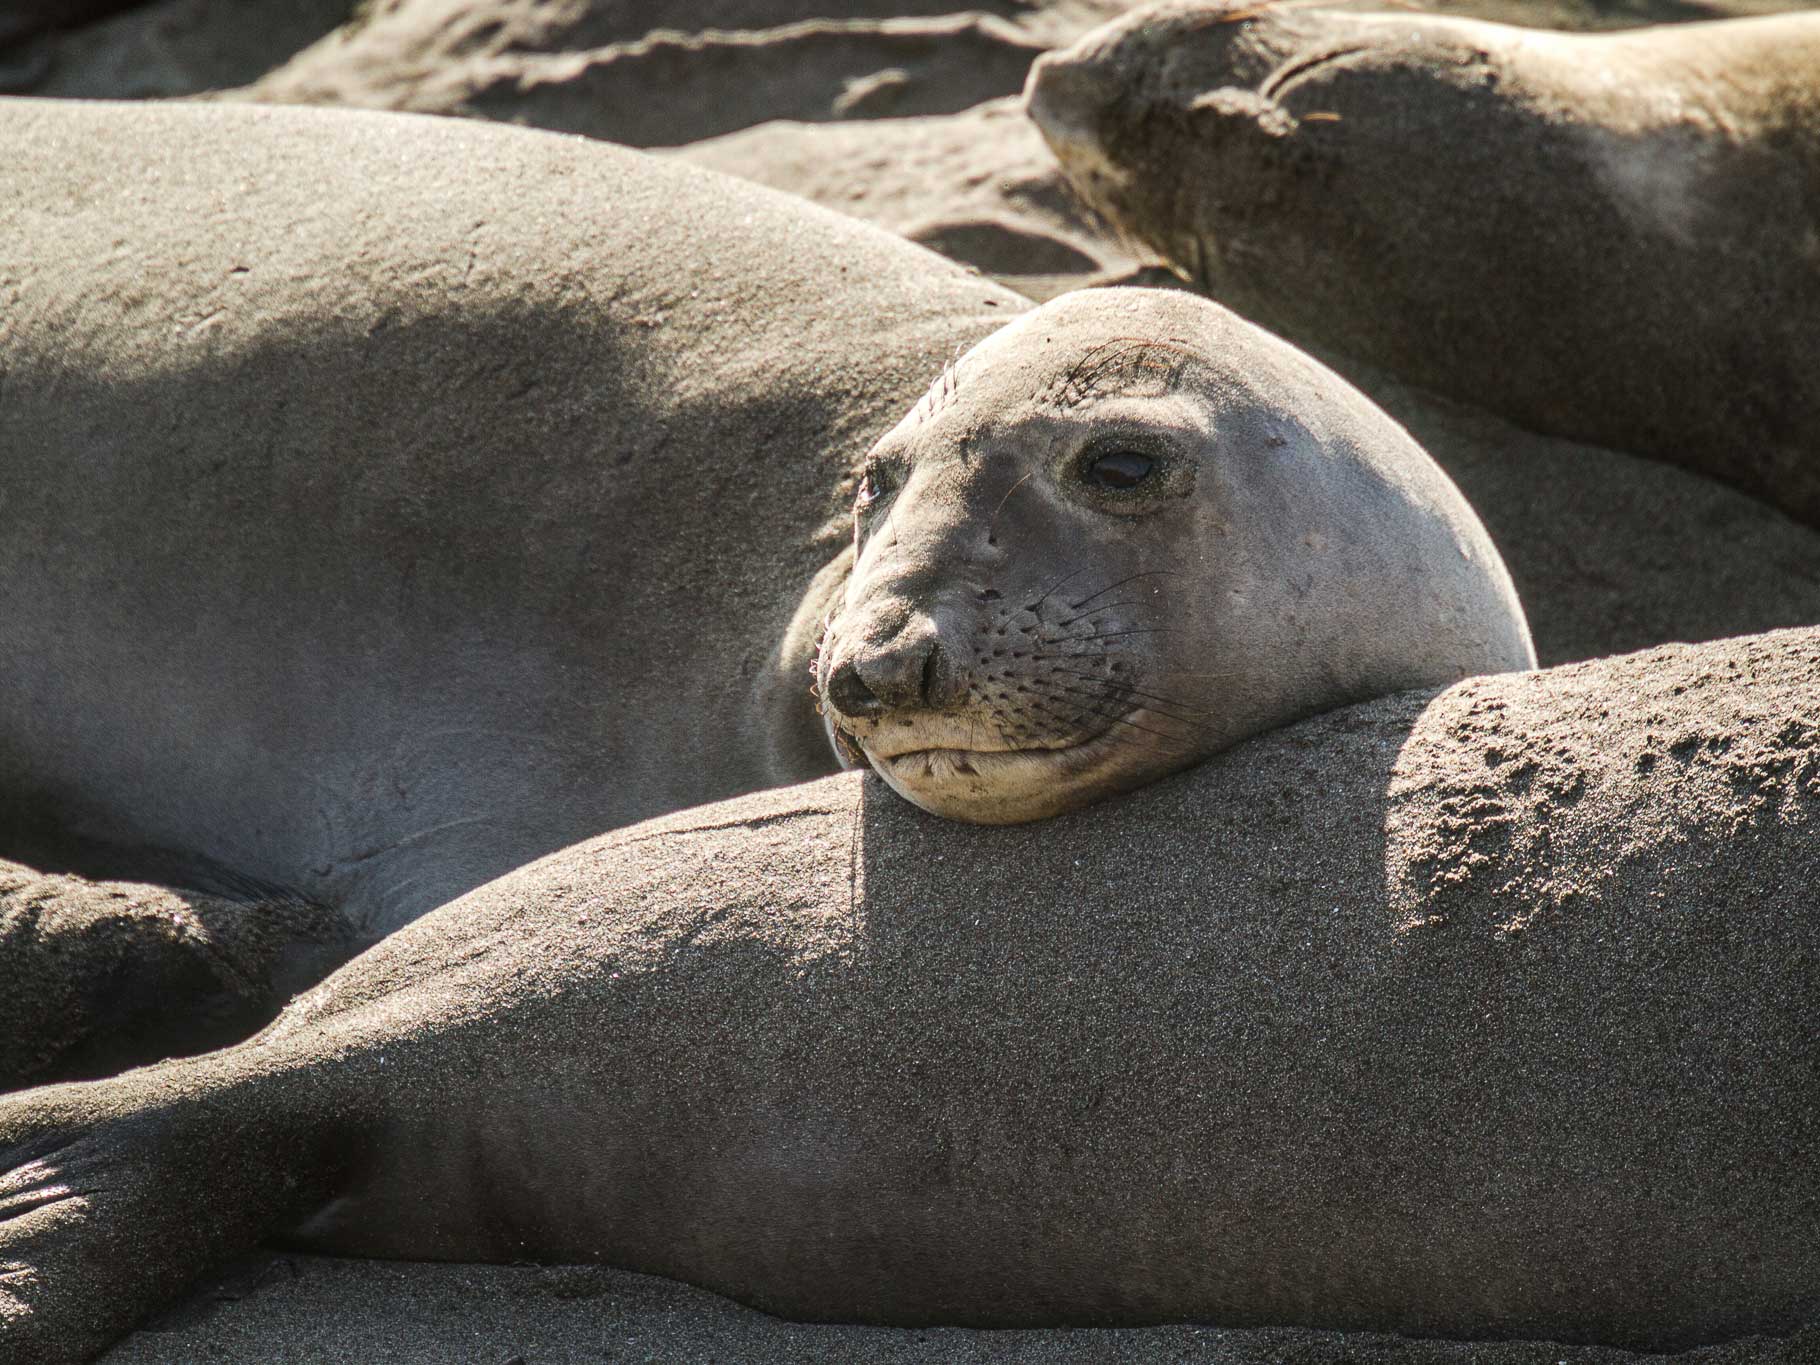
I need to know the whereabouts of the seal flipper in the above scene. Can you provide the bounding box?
[0,857,356,1090]
[0,1065,342,1362]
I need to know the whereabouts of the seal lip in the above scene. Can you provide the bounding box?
[864,712,1136,776]
[860,709,1178,824]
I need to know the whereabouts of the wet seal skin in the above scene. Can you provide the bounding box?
[812,286,1536,822]
[1025,3,1820,526]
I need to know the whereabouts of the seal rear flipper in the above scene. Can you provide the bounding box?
[0,856,356,1090]
[0,1066,340,1362]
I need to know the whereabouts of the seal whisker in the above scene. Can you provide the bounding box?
[1081,708,1199,749]
[1030,642,1143,660]
[1061,337,1138,400]
[1116,685,1221,712]
[1025,677,1205,741]
[1056,685,1212,732]
[1022,566,1091,611]
[1054,601,1147,627]
[1068,570,1178,610]
[1026,684,1176,745]
[1054,336,1206,408]
[1068,340,1205,405]
[987,471,1034,548]
[1050,673,1214,718]
[1056,628,1175,643]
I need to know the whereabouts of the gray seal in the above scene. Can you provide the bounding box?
[1025,4,1820,525]
[815,286,1535,822]
[0,95,1020,943]
[2,626,1816,1360]
[0,95,1016,1084]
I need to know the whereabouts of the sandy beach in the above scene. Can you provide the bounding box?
[103,1254,1820,1363]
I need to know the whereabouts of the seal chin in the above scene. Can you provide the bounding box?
[862,714,1167,825]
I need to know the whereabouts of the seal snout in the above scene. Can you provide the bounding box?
[1024,52,1104,146]
[1025,50,1126,178]
[821,622,953,728]
[824,658,886,720]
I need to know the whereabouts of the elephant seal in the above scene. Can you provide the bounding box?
[815,286,1535,822]
[0,95,1022,945]
[0,97,1522,1082]
[0,95,1019,1085]
[1025,5,1820,526]
[2,626,1817,1360]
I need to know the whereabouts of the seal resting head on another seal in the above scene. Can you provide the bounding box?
[814,287,1536,823]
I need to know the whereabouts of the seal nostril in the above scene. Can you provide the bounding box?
[920,642,944,707]
[827,661,884,719]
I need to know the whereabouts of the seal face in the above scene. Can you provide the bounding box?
[814,287,1536,824]
[824,359,1209,822]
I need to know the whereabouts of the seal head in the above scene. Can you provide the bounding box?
[814,288,1535,824]
[1025,4,1820,527]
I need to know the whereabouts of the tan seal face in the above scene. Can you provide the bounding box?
[814,288,1535,824]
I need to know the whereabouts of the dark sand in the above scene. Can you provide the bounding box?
[103,1254,1820,1363]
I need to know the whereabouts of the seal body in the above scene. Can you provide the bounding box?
[0,97,1020,938]
[1026,5,1820,525]
[0,0,146,43]
[1,627,1816,1360]
[816,287,1534,822]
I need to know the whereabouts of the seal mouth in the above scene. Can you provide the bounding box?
[864,716,1133,780]
[854,708,1185,825]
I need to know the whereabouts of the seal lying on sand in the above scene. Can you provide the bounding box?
[2,626,1815,1361]
[0,94,1535,1080]
[815,287,1534,822]
[1026,4,1820,525]
[0,95,1020,942]
[0,94,1014,1083]
[231,0,1158,137]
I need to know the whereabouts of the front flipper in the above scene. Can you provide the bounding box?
[0,1065,342,1361]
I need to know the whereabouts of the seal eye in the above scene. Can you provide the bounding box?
[856,463,893,511]
[1084,449,1154,491]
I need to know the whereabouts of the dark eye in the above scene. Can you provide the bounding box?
[1083,449,1154,491]
[856,464,892,510]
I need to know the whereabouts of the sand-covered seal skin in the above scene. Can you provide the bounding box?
[0,97,1020,944]
[0,861,351,1089]
[1026,5,1820,526]
[816,287,1535,823]
[2,626,1816,1360]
